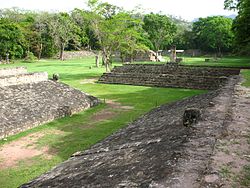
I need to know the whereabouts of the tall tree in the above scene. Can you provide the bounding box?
[225,0,250,54]
[193,16,234,55]
[143,13,177,51]
[0,18,25,59]
[88,0,147,71]
[46,13,78,60]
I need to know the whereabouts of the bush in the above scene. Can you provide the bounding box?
[25,52,38,62]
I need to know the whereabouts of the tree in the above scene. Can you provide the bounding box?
[115,13,148,63]
[46,13,78,60]
[225,0,250,55]
[192,16,234,55]
[0,18,26,59]
[88,0,147,71]
[143,13,177,51]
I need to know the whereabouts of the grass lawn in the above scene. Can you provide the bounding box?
[180,56,250,67]
[141,56,250,67]
[0,57,205,188]
[242,69,250,87]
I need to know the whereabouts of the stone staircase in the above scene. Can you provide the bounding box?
[0,67,99,139]
[99,64,240,90]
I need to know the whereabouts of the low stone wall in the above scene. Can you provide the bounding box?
[112,64,240,77]
[99,64,240,90]
[0,66,100,139]
[61,51,96,59]
[0,81,99,139]
[21,76,239,187]
[0,67,27,76]
[0,72,48,87]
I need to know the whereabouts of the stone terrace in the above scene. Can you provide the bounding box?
[0,67,99,139]
[22,76,239,187]
[99,64,240,90]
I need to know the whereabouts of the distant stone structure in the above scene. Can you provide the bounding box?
[58,50,96,60]
[112,50,165,63]
[98,64,240,90]
[0,67,99,139]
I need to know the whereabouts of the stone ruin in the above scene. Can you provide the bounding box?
[22,76,240,187]
[112,50,165,63]
[0,67,99,139]
[99,64,240,90]
[19,63,245,187]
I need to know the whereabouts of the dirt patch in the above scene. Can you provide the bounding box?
[0,130,64,169]
[79,100,133,129]
[80,78,98,84]
[204,84,250,187]
[90,100,133,122]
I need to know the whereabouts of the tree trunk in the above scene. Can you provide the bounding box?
[130,55,133,63]
[218,47,222,57]
[38,43,43,60]
[120,53,124,63]
[95,54,99,68]
[59,43,65,61]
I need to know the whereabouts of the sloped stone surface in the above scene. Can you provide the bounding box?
[21,77,239,188]
[0,81,99,139]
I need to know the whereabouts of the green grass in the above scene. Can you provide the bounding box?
[129,56,250,68]
[180,56,250,67]
[0,57,206,188]
[242,69,250,87]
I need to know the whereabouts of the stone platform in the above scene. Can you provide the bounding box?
[99,64,240,90]
[0,67,99,139]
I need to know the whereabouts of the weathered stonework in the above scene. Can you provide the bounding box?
[99,64,240,90]
[21,76,240,188]
[0,72,48,87]
[59,50,96,59]
[0,66,27,76]
[0,67,99,139]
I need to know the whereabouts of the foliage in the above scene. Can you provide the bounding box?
[88,0,148,71]
[0,18,25,59]
[143,13,177,51]
[192,16,234,55]
[0,1,242,61]
[224,0,250,55]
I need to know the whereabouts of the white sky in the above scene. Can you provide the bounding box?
[0,0,236,21]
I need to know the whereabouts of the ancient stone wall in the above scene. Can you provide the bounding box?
[0,66,27,76]
[60,51,96,59]
[99,64,240,90]
[0,72,48,87]
[0,67,99,139]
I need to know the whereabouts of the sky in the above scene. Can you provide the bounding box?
[0,0,236,21]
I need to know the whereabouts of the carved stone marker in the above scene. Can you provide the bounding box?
[183,108,201,126]
[52,73,59,81]
[95,54,100,68]
[170,45,177,63]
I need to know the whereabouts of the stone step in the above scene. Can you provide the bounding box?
[98,73,227,90]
